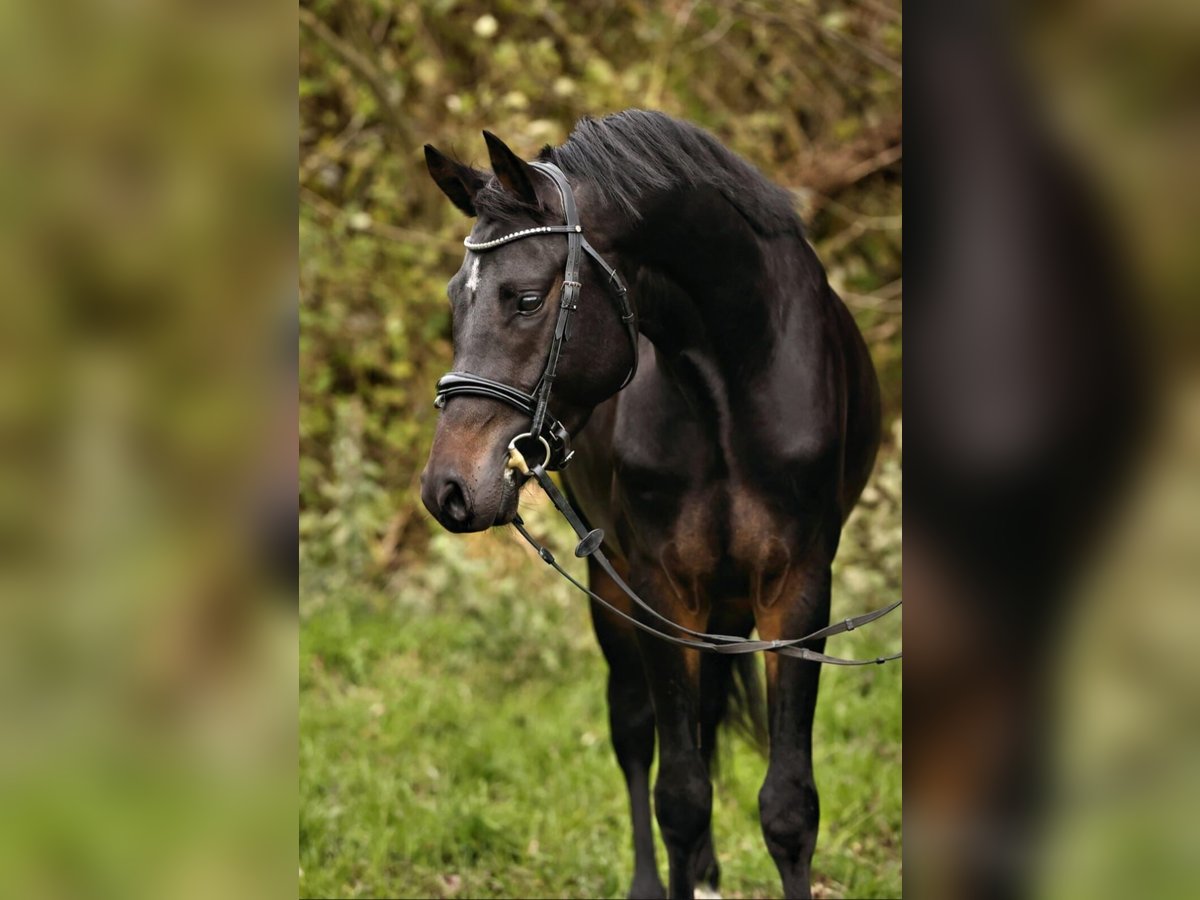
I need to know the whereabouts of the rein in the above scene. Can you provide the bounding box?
[512,462,902,665]
[434,161,901,666]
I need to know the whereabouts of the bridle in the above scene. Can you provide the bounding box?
[434,160,638,473]
[433,161,901,666]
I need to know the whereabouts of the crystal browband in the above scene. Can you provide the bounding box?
[464,224,582,251]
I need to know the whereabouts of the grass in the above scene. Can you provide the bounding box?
[300,452,901,899]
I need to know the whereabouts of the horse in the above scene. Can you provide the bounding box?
[420,110,883,900]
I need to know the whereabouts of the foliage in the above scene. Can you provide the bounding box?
[299,0,902,570]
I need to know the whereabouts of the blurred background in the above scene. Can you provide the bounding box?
[0,2,296,900]
[0,0,1194,898]
[904,2,1200,900]
[299,1,902,898]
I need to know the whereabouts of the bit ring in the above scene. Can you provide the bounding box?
[506,432,551,475]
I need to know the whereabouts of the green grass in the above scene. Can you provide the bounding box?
[300,455,901,899]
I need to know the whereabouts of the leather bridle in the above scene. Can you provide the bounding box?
[433,161,901,666]
[435,160,638,472]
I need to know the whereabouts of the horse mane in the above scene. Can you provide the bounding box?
[473,110,802,236]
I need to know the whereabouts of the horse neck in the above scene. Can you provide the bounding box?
[614,186,824,383]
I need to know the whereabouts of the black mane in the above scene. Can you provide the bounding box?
[474,110,802,236]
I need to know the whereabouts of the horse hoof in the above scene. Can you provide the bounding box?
[694,886,722,900]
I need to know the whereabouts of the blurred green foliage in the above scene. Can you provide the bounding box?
[299,0,902,573]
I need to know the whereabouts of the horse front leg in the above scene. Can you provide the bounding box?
[754,562,831,900]
[631,565,712,900]
[588,557,664,900]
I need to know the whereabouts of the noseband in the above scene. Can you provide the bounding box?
[434,160,638,471]
[432,161,901,666]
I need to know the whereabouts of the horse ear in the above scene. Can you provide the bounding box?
[482,131,539,206]
[424,145,486,217]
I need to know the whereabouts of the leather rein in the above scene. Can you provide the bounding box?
[434,161,901,666]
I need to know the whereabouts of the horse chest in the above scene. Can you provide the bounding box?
[614,470,794,599]
[582,358,832,601]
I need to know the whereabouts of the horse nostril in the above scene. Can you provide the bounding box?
[438,477,471,527]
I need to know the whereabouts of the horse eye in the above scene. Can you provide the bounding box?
[517,293,543,313]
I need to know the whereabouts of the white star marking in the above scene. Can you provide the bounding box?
[465,255,481,299]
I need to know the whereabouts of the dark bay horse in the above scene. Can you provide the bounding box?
[420,110,882,899]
